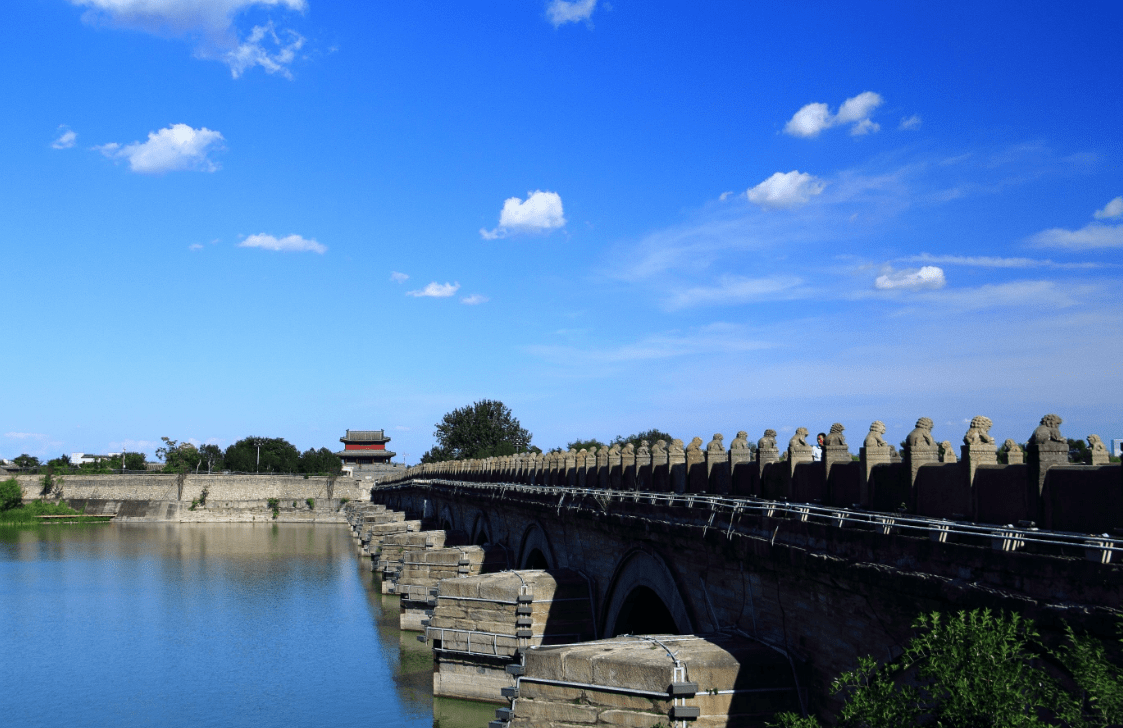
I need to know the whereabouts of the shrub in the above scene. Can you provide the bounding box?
[0,478,23,511]
[305,498,314,510]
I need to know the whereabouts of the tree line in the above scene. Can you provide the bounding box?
[7,436,341,475]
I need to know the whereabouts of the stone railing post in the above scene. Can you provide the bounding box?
[822,423,851,483]
[788,429,814,480]
[1089,434,1110,465]
[685,438,706,493]
[564,449,577,487]
[705,434,730,495]
[669,439,687,494]
[1028,414,1068,518]
[576,449,590,487]
[728,431,752,495]
[904,417,939,509]
[859,421,891,507]
[596,446,610,489]
[621,445,636,490]
[636,443,653,491]
[961,416,998,495]
[608,445,622,489]
[651,442,669,492]
[757,430,780,480]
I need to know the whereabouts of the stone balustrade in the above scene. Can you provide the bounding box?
[378,414,1121,534]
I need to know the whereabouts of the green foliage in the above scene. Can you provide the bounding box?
[0,498,81,523]
[13,454,39,468]
[299,447,342,475]
[266,497,279,519]
[567,438,606,452]
[189,498,199,511]
[224,437,301,473]
[339,498,350,505]
[305,498,314,510]
[769,609,1123,728]
[1068,438,1093,464]
[421,400,533,462]
[157,437,201,472]
[611,429,675,450]
[47,454,71,468]
[123,452,147,470]
[0,478,22,510]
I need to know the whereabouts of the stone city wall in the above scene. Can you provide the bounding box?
[381,413,1121,533]
[12,474,370,508]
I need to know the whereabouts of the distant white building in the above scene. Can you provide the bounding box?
[1114,439,1123,457]
[71,452,121,465]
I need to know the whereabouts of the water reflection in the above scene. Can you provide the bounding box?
[0,523,489,728]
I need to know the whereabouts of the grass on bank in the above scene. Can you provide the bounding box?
[0,477,98,524]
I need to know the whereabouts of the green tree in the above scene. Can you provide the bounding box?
[197,444,223,474]
[224,437,301,473]
[13,454,40,468]
[299,447,342,475]
[567,438,606,452]
[156,437,200,472]
[0,478,22,511]
[46,454,71,468]
[611,429,675,450]
[769,609,1123,728]
[123,452,147,471]
[421,400,532,462]
[1068,438,1092,464]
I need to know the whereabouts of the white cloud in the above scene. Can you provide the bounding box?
[546,0,596,26]
[461,294,489,305]
[783,91,884,138]
[1094,196,1123,220]
[527,323,774,367]
[96,123,224,173]
[51,126,77,149]
[904,253,1106,270]
[407,281,460,298]
[390,271,409,283]
[4,432,47,439]
[665,275,807,310]
[746,170,825,209]
[224,22,304,79]
[188,243,204,251]
[69,0,306,78]
[238,233,326,253]
[899,114,922,130]
[874,265,946,290]
[1030,222,1123,250]
[480,190,566,239]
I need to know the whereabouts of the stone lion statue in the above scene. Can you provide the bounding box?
[686,437,703,453]
[963,416,995,446]
[789,427,810,450]
[1029,414,1065,445]
[621,442,635,455]
[637,440,650,457]
[651,440,667,455]
[1003,439,1022,454]
[608,444,621,456]
[1088,434,1108,453]
[864,421,889,450]
[758,429,778,450]
[669,438,685,454]
[824,422,847,448]
[706,434,724,452]
[730,431,750,450]
[906,417,936,449]
[940,441,957,463]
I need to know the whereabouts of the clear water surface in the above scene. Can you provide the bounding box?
[0,522,495,728]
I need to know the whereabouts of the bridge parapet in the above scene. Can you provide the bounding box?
[382,414,1121,534]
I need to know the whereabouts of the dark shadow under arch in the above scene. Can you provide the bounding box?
[524,548,549,570]
[611,585,680,636]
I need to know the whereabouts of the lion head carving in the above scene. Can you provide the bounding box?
[964,416,995,446]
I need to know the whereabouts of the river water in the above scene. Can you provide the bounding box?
[0,522,495,728]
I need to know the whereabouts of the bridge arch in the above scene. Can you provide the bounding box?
[517,522,556,569]
[437,503,455,533]
[602,548,693,638]
[470,511,493,546]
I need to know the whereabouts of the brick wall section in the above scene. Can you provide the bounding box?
[12,473,369,503]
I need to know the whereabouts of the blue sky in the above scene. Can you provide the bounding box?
[3,0,1121,462]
